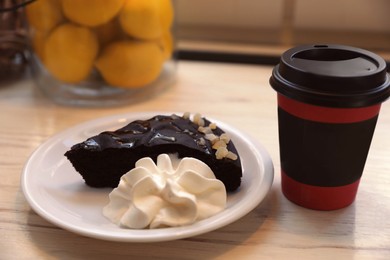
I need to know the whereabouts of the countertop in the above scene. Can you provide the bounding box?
[1,61,390,259]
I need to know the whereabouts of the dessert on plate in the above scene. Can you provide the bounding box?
[65,113,242,192]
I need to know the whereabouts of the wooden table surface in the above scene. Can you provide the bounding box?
[1,61,389,259]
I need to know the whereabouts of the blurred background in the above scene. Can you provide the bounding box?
[1,0,389,85]
[175,0,390,64]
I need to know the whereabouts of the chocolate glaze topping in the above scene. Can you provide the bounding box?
[65,114,242,192]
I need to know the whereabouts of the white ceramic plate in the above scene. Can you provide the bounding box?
[21,112,274,242]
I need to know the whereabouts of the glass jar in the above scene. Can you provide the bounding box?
[26,0,176,106]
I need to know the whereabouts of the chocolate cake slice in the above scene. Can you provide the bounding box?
[65,113,242,192]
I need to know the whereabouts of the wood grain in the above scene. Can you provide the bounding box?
[1,61,389,259]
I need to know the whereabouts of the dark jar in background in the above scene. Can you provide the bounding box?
[26,0,177,106]
[0,0,29,82]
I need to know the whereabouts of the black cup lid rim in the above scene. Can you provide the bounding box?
[283,44,387,71]
[271,70,390,107]
[270,44,390,108]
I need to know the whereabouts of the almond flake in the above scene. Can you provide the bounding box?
[212,140,227,150]
[215,147,229,159]
[183,112,191,119]
[205,133,218,143]
[226,151,238,160]
[209,123,217,130]
[220,133,231,144]
[198,126,212,134]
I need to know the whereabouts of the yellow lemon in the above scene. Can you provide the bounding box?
[119,0,174,40]
[31,30,48,61]
[62,0,125,27]
[44,23,99,83]
[158,31,174,60]
[26,0,63,31]
[95,18,125,47]
[95,41,164,88]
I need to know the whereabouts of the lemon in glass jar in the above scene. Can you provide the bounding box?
[26,0,63,32]
[158,31,174,60]
[44,23,99,83]
[31,30,48,60]
[62,0,125,27]
[95,18,125,47]
[95,40,164,88]
[119,0,174,40]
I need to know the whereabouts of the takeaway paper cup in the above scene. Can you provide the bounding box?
[270,44,390,210]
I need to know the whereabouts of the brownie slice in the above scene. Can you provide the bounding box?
[65,114,242,192]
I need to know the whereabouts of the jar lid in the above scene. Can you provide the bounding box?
[270,44,390,107]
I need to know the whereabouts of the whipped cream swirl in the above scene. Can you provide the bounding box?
[103,154,227,229]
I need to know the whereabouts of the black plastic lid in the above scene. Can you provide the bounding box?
[270,44,390,107]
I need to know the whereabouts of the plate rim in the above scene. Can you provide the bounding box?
[21,111,274,242]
